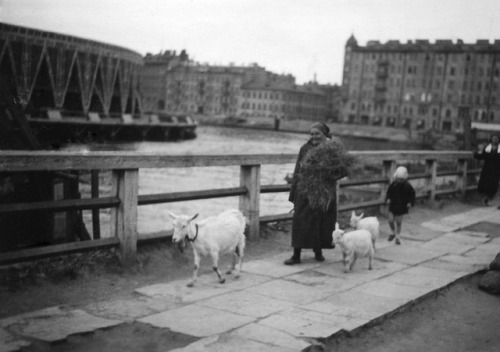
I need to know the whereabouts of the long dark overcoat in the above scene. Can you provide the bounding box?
[474,145,500,197]
[289,142,335,250]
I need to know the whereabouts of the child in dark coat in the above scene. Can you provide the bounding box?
[385,166,416,245]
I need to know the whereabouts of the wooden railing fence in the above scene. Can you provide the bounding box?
[0,150,479,266]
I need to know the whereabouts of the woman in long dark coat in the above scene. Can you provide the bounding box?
[474,134,500,206]
[284,122,336,265]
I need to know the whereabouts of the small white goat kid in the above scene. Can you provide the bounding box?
[168,209,246,287]
[332,222,374,273]
[350,211,379,248]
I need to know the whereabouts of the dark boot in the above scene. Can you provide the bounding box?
[284,248,301,265]
[314,249,325,262]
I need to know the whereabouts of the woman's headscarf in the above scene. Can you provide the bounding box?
[310,122,330,137]
[393,166,408,180]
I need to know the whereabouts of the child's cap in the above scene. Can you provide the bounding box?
[393,166,408,180]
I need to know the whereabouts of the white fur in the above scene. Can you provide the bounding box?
[332,222,374,273]
[350,211,379,248]
[168,209,246,287]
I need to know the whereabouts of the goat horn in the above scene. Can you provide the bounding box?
[166,211,177,219]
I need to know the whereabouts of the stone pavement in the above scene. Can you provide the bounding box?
[1,207,500,352]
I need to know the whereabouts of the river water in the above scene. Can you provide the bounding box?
[74,125,419,237]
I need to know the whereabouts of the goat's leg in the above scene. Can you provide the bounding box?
[344,253,352,273]
[211,252,225,284]
[187,249,201,287]
[234,243,244,278]
[350,253,358,271]
[368,249,374,270]
[226,247,238,275]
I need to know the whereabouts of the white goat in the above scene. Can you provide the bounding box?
[332,222,374,273]
[168,209,246,287]
[350,211,379,248]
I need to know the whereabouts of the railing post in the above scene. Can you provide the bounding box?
[111,169,139,267]
[91,170,101,239]
[426,159,437,201]
[381,160,396,211]
[457,159,468,199]
[239,165,261,241]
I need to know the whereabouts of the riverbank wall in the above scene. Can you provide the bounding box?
[194,115,461,149]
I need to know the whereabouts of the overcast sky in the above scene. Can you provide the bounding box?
[1,0,500,84]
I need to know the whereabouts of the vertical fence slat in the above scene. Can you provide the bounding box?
[426,159,437,201]
[239,165,261,241]
[91,170,101,239]
[381,160,396,211]
[457,159,468,199]
[111,169,138,267]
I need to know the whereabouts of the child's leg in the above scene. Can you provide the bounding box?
[388,212,396,241]
[395,215,404,244]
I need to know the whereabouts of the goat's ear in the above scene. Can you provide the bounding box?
[166,211,177,219]
[359,212,364,218]
[189,213,199,222]
[351,211,355,217]
[335,222,339,230]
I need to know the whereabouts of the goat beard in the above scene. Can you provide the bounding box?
[176,238,187,253]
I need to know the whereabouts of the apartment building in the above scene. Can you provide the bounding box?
[342,35,500,133]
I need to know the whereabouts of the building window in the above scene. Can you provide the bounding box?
[442,121,452,132]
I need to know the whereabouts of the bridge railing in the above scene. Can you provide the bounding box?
[0,150,479,266]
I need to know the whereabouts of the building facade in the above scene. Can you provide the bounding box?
[142,51,329,121]
[342,35,500,133]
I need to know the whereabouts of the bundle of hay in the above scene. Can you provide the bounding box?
[297,139,357,211]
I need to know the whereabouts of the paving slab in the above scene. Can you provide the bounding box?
[138,305,255,337]
[464,246,500,264]
[380,271,455,290]
[419,237,477,255]
[297,301,373,328]
[437,254,490,270]
[283,271,360,294]
[0,307,122,343]
[242,259,321,278]
[351,280,431,301]
[400,265,469,279]
[196,290,296,318]
[0,328,30,352]
[84,296,179,321]
[319,290,409,320]
[245,279,333,304]
[398,222,445,242]
[314,259,408,283]
[168,334,294,352]
[136,272,271,304]
[422,208,498,232]
[229,323,310,350]
[376,243,447,265]
[421,257,482,273]
[257,307,343,338]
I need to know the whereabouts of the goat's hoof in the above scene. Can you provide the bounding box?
[234,273,240,279]
[225,270,232,275]
[187,282,194,288]
[219,278,226,284]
